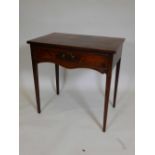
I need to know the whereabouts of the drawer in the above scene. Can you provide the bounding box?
[32,47,81,65]
[31,46,111,73]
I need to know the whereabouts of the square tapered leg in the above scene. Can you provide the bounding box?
[103,70,112,132]
[31,61,41,113]
[113,59,121,108]
[55,64,59,95]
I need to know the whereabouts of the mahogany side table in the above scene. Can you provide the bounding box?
[27,32,125,132]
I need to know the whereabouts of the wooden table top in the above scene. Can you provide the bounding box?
[27,32,125,54]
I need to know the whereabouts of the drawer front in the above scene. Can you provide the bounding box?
[31,46,111,73]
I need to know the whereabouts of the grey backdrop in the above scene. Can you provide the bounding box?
[20,0,135,155]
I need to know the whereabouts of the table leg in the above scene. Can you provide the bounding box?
[32,61,41,113]
[103,70,112,132]
[55,64,59,95]
[113,59,121,108]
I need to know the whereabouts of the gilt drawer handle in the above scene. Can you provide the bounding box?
[57,52,78,61]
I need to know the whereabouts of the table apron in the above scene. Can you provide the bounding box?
[31,46,113,74]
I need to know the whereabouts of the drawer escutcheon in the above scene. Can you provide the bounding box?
[56,52,80,62]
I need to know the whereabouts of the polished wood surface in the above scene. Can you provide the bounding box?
[27,32,124,54]
[27,32,125,132]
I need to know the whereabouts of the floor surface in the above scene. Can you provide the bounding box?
[20,86,134,155]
